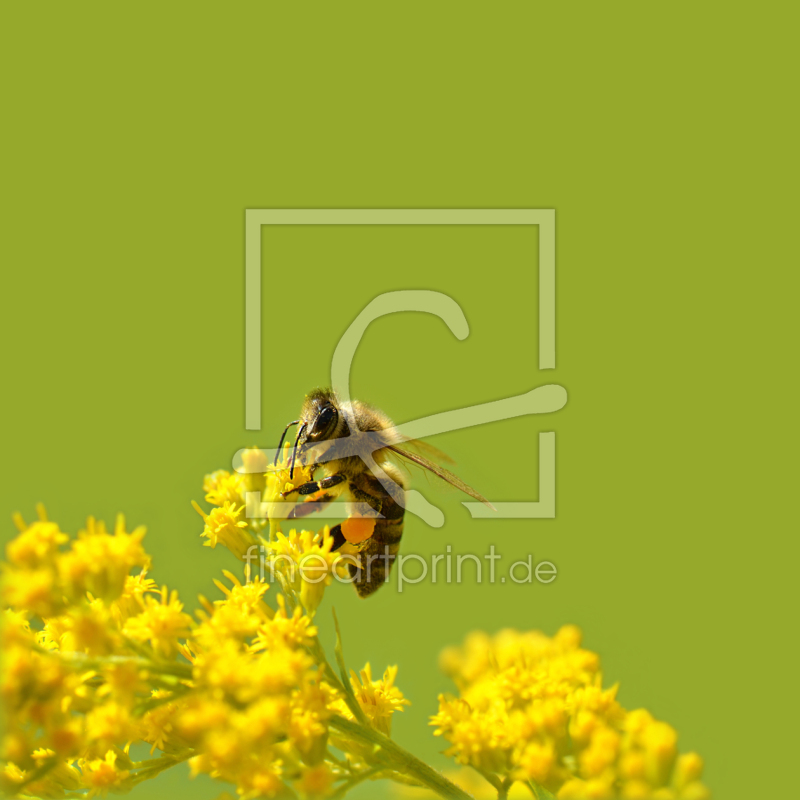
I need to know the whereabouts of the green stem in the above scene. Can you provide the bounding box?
[471,765,503,792]
[325,750,352,771]
[329,715,471,800]
[322,659,368,725]
[128,750,194,784]
[527,780,557,800]
[132,683,192,716]
[329,766,384,800]
[37,648,193,680]
[307,626,369,728]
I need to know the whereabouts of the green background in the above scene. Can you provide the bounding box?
[2,4,796,799]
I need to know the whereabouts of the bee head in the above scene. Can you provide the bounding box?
[276,389,348,479]
[303,389,341,442]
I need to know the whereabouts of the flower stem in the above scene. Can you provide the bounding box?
[527,780,557,799]
[128,750,194,783]
[329,766,383,800]
[471,766,503,792]
[329,715,471,800]
[36,648,193,679]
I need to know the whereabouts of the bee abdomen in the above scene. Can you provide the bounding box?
[352,489,404,597]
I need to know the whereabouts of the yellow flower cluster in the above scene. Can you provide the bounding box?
[1,446,710,800]
[345,664,410,737]
[267,527,339,616]
[194,444,313,558]
[174,574,339,798]
[430,626,710,800]
[4,507,149,617]
[263,442,314,541]
[0,457,412,800]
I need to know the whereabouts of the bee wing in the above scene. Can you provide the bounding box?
[386,445,496,510]
[396,437,456,465]
[379,425,456,464]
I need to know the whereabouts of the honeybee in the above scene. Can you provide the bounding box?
[276,388,493,597]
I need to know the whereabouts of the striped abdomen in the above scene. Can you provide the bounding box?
[348,468,405,597]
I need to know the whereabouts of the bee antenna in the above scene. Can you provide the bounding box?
[275,420,301,465]
[290,423,307,480]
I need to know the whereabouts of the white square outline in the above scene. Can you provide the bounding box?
[244,209,558,518]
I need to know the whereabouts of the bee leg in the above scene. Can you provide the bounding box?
[328,524,347,552]
[281,474,346,498]
[348,481,384,511]
[288,492,333,519]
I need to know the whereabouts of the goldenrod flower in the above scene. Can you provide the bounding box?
[110,570,159,623]
[213,569,271,614]
[266,527,339,615]
[2,608,35,647]
[0,747,82,798]
[96,660,145,700]
[31,748,82,792]
[84,701,140,755]
[1,473,711,800]
[431,626,711,799]
[1,763,27,795]
[263,441,314,538]
[192,499,258,560]
[78,751,131,797]
[1,565,62,618]
[46,716,85,758]
[233,758,284,800]
[49,603,119,655]
[193,571,272,647]
[203,469,246,508]
[347,663,410,736]
[241,695,292,747]
[241,445,269,495]
[295,762,335,798]
[140,691,188,753]
[7,505,67,568]
[58,515,149,603]
[192,637,314,706]
[174,696,233,745]
[673,753,705,794]
[122,585,193,656]
[250,594,317,651]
